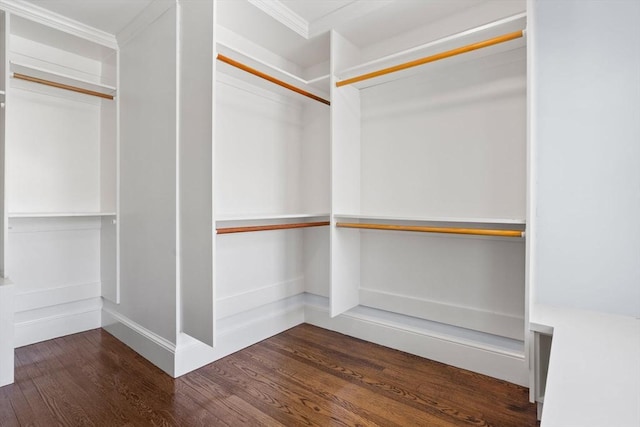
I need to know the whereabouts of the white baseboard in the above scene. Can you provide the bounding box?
[9,289,527,388]
[175,294,306,377]
[102,294,306,378]
[359,288,524,340]
[102,306,177,376]
[14,297,102,348]
[102,292,526,386]
[305,295,528,386]
[14,281,101,312]
[216,276,304,319]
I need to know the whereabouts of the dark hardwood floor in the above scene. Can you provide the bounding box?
[0,324,537,426]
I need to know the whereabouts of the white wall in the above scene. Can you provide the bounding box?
[531,0,640,317]
[178,0,214,347]
[116,4,178,343]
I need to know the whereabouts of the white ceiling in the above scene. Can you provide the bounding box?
[279,0,354,23]
[17,0,511,71]
[21,0,153,34]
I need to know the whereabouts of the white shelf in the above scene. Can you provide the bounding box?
[216,42,330,102]
[216,213,329,224]
[334,213,525,227]
[8,212,116,218]
[335,13,526,90]
[10,62,117,97]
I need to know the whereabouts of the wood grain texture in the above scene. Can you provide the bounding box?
[0,325,537,426]
[217,54,330,105]
[336,31,524,87]
[337,222,524,237]
[217,221,330,234]
[12,73,115,100]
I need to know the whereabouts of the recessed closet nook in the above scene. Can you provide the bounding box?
[0,0,529,404]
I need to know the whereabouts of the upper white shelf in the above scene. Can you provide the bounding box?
[216,213,330,224]
[335,13,526,90]
[334,213,525,227]
[216,42,330,104]
[8,212,116,218]
[10,62,117,99]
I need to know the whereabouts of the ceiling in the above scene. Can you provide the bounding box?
[19,0,512,70]
[21,0,153,34]
[279,0,354,23]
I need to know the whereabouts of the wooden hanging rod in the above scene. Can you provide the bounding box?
[12,73,115,100]
[216,54,330,106]
[217,221,330,234]
[336,222,524,238]
[336,30,524,87]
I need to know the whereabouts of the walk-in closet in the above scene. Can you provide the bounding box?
[1,1,638,425]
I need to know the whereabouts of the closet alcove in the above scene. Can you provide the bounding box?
[0,0,530,388]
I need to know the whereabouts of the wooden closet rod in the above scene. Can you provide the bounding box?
[217,221,330,234]
[336,30,524,87]
[336,222,524,238]
[12,73,115,100]
[216,54,330,106]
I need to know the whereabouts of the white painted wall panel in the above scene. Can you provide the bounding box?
[330,31,363,316]
[7,217,100,293]
[179,0,214,346]
[361,232,525,316]
[216,229,304,301]
[100,97,117,213]
[7,217,102,347]
[118,6,177,343]
[215,77,303,216]
[360,231,525,338]
[301,100,330,214]
[10,34,103,84]
[6,87,100,213]
[100,216,117,302]
[360,48,526,219]
[532,0,640,317]
[361,0,526,64]
[303,227,330,297]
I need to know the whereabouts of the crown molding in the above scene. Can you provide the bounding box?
[0,0,117,49]
[248,0,309,39]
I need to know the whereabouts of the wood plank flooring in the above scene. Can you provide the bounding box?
[0,324,537,426]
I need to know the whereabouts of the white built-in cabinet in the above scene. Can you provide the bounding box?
[0,10,117,348]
